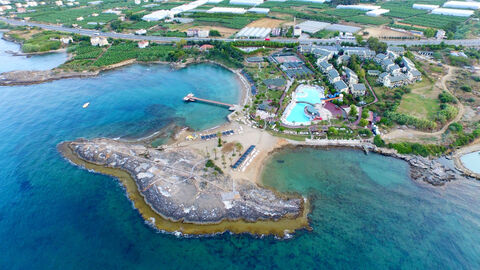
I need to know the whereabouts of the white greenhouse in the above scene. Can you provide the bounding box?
[366,8,389,16]
[229,0,263,6]
[412,4,439,10]
[443,1,480,10]
[336,4,381,11]
[431,7,474,17]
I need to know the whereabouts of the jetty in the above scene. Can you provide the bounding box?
[183,93,236,111]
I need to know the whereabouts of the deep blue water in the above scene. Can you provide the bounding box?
[0,61,480,269]
[0,32,68,73]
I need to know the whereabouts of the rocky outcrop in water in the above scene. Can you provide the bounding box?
[61,138,303,224]
[373,147,457,186]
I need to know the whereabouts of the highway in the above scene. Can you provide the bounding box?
[2,17,480,47]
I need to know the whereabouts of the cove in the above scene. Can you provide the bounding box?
[0,33,68,73]
[261,147,480,269]
[1,60,480,269]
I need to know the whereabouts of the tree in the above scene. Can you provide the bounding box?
[349,105,358,118]
[359,119,368,127]
[373,135,385,147]
[424,28,436,38]
[366,37,387,53]
[209,30,221,37]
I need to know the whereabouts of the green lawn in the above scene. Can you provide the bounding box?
[397,88,440,120]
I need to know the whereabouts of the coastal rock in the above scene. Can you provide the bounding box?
[375,147,457,186]
[0,70,98,86]
[62,138,303,224]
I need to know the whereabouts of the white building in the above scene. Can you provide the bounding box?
[54,0,63,6]
[443,1,480,10]
[90,36,109,46]
[366,8,389,16]
[431,8,474,17]
[436,29,446,39]
[229,0,263,5]
[412,4,439,10]
[293,26,302,36]
[336,5,381,11]
[206,7,247,14]
[138,40,149,48]
[76,16,84,21]
[135,29,147,35]
[60,36,73,44]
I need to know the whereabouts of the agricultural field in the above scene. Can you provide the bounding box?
[345,15,391,26]
[321,9,364,18]
[381,1,429,19]
[186,13,264,29]
[401,14,467,29]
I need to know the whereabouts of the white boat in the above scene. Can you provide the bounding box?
[82,102,90,108]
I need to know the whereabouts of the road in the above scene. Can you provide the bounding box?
[2,17,480,47]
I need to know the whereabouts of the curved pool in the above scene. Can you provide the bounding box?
[284,85,324,125]
[460,151,480,174]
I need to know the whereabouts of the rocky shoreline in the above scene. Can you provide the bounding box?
[292,139,458,186]
[60,138,306,226]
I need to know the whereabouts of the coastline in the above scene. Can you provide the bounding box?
[452,141,480,180]
[58,141,311,237]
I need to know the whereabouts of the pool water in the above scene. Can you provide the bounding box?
[461,151,480,174]
[284,85,323,125]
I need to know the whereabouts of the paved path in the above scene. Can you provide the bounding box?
[2,17,480,47]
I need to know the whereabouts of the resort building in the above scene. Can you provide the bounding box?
[333,80,348,93]
[381,59,395,70]
[342,47,376,59]
[368,70,381,76]
[387,46,405,56]
[374,53,388,64]
[318,60,333,73]
[343,67,358,85]
[328,69,340,83]
[350,83,367,96]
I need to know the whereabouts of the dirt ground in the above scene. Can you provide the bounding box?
[170,24,238,37]
[247,18,285,28]
[364,26,414,38]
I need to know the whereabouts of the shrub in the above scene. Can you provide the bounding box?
[374,135,385,147]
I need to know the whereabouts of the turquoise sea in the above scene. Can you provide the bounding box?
[0,33,68,73]
[0,40,480,269]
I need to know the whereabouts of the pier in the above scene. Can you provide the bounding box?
[183,93,236,111]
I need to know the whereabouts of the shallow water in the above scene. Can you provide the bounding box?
[1,61,479,269]
[0,32,68,73]
[461,151,480,174]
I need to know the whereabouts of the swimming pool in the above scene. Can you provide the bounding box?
[283,85,324,125]
[461,151,480,174]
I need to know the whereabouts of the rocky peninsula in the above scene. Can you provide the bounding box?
[59,138,308,236]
